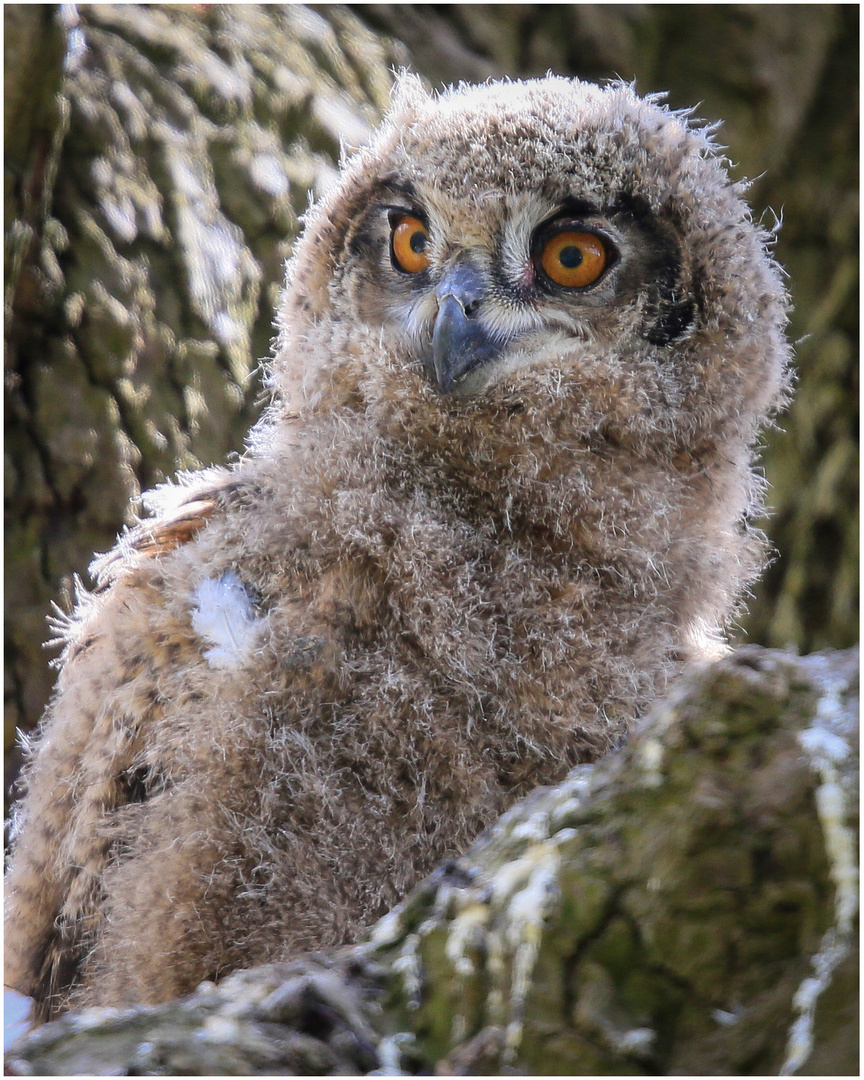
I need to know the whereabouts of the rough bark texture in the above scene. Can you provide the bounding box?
[6,646,858,1075]
[4,2,858,765]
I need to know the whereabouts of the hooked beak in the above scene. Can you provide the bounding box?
[428,260,500,395]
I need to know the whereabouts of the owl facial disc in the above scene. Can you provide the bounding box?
[428,259,503,395]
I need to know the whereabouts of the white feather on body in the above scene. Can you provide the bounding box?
[191,571,265,669]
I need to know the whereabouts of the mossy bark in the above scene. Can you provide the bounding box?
[6,646,858,1075]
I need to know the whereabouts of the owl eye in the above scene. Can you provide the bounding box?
[391,214,431,274]
[536,227,610,289]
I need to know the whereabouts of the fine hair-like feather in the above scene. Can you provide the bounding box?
[5,75,791,1019]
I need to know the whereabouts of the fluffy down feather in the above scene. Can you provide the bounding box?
[5,74,790,1018]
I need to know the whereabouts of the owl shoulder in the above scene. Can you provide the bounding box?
[90,468,244,588]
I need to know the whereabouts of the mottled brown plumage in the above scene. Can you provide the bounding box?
[5,75,791,1019]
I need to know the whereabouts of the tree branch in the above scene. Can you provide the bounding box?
[7,646,858,1076]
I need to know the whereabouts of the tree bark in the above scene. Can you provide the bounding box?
[7,647,858,1076]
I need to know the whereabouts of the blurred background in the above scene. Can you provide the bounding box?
[5,4,858,801]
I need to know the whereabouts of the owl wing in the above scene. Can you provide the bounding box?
[90,473,240,586]
[4,476,234,1019]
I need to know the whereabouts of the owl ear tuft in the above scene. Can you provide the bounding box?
[384,71,431,127]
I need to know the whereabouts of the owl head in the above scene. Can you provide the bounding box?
[265,74,790,480]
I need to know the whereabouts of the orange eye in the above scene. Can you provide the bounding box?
[539,230,608,288]
[391,214,430,274]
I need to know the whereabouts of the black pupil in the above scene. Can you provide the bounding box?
[409,229,427,254]
[558,243,583,268]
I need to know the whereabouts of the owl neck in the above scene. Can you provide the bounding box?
[249,387,756,662]
[266,390,691,568]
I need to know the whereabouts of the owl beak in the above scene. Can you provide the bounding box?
[430,262,499,395]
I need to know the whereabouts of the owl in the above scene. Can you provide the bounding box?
[5,74,790,1020]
